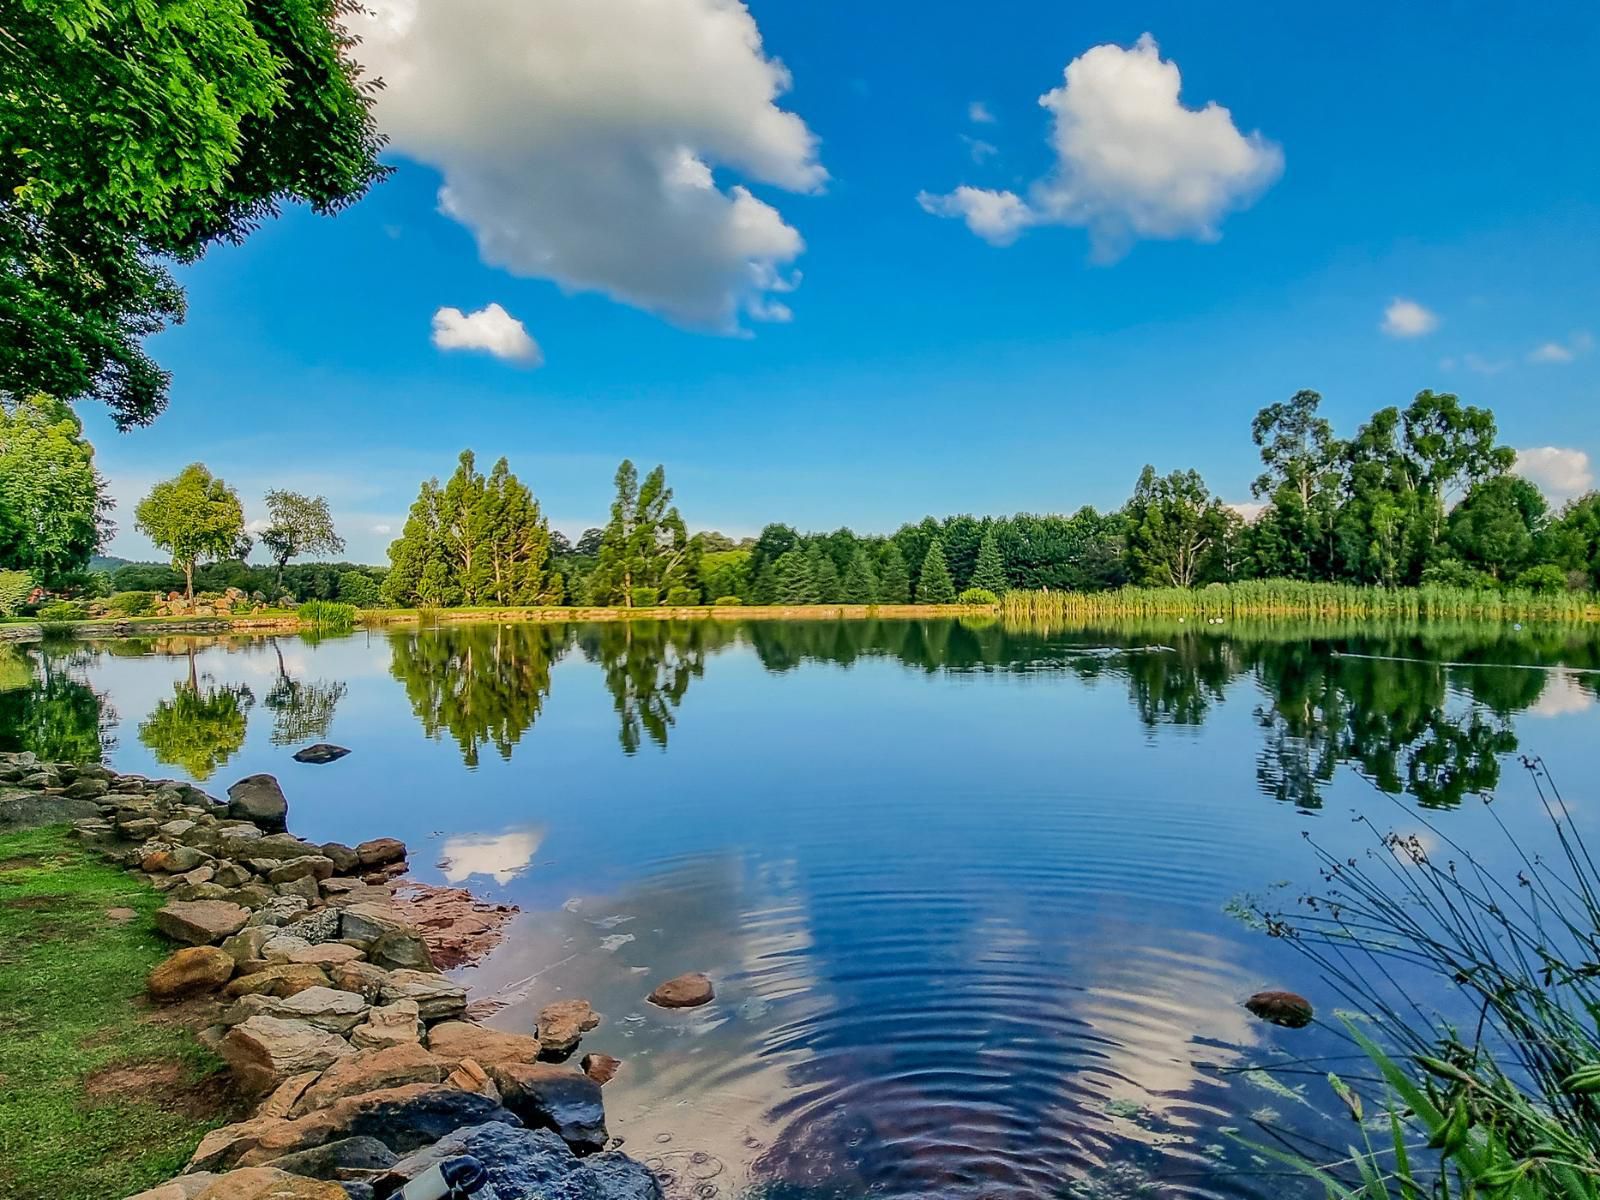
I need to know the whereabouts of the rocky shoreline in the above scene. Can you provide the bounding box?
[0,751,665,1200]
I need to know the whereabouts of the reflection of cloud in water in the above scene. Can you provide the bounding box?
[1530,671,1595,718]
[439,828,543,884]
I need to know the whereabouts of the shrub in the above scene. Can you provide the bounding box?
[296,600,356,629]
[0,571,32,617]
[36,600,89,622]
[337,571,380,608]
[1515,562,1570,595]
[664,585,698,606]
[106,591,157,617]
[629,586,658,608]
[958,587,999,606]
[713,595,744,606]
[1420,558,1497,590]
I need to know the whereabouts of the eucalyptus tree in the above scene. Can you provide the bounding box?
[592,460,694,606]
[1124,466,1233,588]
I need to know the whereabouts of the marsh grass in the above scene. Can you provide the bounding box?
[294,599,356,631]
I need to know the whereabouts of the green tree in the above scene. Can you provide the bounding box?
[337,571,379,608]
[133,464,249,600]
[878,542,911,603]
[842,545,880,603]
[1547,493,1600,588]
[807,543,841,602]
[139,681,253,780]
[773,549,818,604]
[967,527,1008,594]
[1,0,386,427]
[698,549,752,602]
[0,393,110,585]
[592,461,694,606]
[1124,466,1232,587]
[1447,475,1548,580]
[1249,389,1344,579]
[260,490,344,584]
[916,539,956,604]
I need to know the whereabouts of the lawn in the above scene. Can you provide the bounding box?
[0,825,240,1200]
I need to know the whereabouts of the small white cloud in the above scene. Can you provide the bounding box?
[968,100,996,124]
[1227,501,1266,523]
[960,134,999,164]
[922,34,1282,258]
[371,523,393,536]
[431,303,543,365]
[439,829,543,885]
[1530,672,1595,718]
[1381,298,1440,338]
[1528,331,1593,364]
[1514,446,1595,502]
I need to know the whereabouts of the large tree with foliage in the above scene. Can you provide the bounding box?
[134,464,250,599]
[1124,466,1233,587]
[261,490,344,584]
[591,461,694,606]
[878,542,911,603]
[1,0,387,427]
[842,545,880,603]
[967,527,1008,594]
[1248,390,1344,580]
[1447,475,1549,580]
[0,392,110,584]
[916,539,956,604]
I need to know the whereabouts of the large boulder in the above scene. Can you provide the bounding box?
[350,1000,422,1051]
[149,946,236,999]
[488,1062,608,1153]
[374,1122,661,1200]
[156,900,251,945]
[220,1016,356,1096]
[646,972,714,1009]
[192,1167,347,1198]
[266,986,370,1034]
[293,1044,446,1114]
[227,775,289,832]
[426,1020,542,1068]
[378,970,466,1022]
[537,999,600,1057]
[224,964,332,999]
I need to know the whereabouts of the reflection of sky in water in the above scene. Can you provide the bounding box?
[9,622,1600,1200]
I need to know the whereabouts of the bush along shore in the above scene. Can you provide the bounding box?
[0,751,671,1200]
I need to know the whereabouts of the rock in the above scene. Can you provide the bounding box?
[262,934,314,963]
[293,1043,446,1115]
[222,927,276,968]
[157,900,251,945]
[537,999,600,1056]
[149,946,236,999]
[262,1135,395,1181]
[354,837,405,868]
[488,1062,608,1153]
[374,1122,660,1200]
[192,1166,348,1197]
[287,907,341,945]
[367,929,435,973]
[1245,989,1314,1028]
[378,970,467,1022]
[291,744,350,766]
[446,1057,496,1098]
[105,906,138,923]
[258,1071,322,1120]
[230,833,317,862]
[328,961,390,1003]
[213,862,253,890]
[267,986,369,1034]
[318,842,359,874]
[647,972,714,1009]
[118,816,162,840]
[267,856,333,885]
[63,775,110,800]
[126,1173,219,1199]
[288,943,364,969]
[228,775,288,832]
[245,896,311,928]
[143,844,207,873]
[222,995,279,1028]
[387,881,517,969]
[275,875,321,905]
[426,1020,542,1068]
[582,1053,622,1085]
[220,1015,356,1096]
[224,964,332,999]
[350,1000,422,1051]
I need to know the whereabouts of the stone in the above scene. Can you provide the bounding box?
[222,995,279,1028]
[143,843,207,873]
[350,1000,422,1051]
[227,833,316,862]
[354,837,405,868]
[337,902,412,944]
[160,818,199,839]
[488,1062,608,1152]
[646,971,714,1009]
[367,929,435,973]
[213,862,253,890]
[275,875,321,905]
[149,946,236,999]
[318,842,359,874]
[582,1053,622,1085]
[1245,989,1314,1028]
[267,856,334,885]
[227,775,289,832]
[224,964,332,999]
[126,1174,218,1199]
[246,896,312,928]
[379,970,467,1022]
[286,907,341,945]
[446,1057,495,1098]
[426,1020,542,1069]
[222,927,276,967]
[268,986,369,1034]
[294,1044,446,1114]
[262,1135,395,1181]
[374,1122,660,1200]
[62,775,110,800]
[105,906,138,922]
[329,961,390,1002]
[288,943,364,969]
[192,1166,348,1198]
[118,816,161,840]
[258,1071,322,1120]
[291,744,350,765]
[220,1015,356,1096]
[262,934,314,963]
[537,999,600,1056]
[157,900,251,945]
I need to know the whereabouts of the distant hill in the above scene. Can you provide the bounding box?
[89,555,136,572]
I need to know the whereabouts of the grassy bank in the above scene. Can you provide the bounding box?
[1000,580,1598,623]
[0,826,237,1200]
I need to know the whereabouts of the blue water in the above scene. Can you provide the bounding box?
[5,618,1598,1200]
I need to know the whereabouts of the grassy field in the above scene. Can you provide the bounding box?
[0,826,238,1200]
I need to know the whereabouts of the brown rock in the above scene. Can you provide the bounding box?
[267,985,369,1034]
[257,1071,321,1120]
[127,1175,218,1199]
[1245,989,1314,1028]
[355,837,406,867]
[149,946,236,999]
[647,972,714,1009]
[287,943,364,969]
[582,1053,622,1085]
[378,969,467,1022]
[156,900,251,945]
[445,1057,495,1096]
[328,960,390,1002]
[223,964,331,999]
[426,1020,542,1068]
[193,1166,346,1198]
[293,1043,446,1114]
[266,856,334,885]
[537,999,600,1055]
[220,1016,356,1096]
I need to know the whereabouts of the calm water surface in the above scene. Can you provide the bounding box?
[5,617,1600,1200]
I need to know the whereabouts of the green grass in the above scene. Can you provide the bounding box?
[0,826,236,1200]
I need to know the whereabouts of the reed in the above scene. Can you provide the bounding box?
[294,600,357,630]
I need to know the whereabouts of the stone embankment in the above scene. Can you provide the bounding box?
[0,751,662,1200]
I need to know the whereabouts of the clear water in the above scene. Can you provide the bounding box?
[5,618,1599,1200]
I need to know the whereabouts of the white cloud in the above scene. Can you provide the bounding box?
[371,523,393,536]
[960,134,999,164]
[1528,331,1594,364]
[1227,501,1266,523]
[431,303,542,365]
[1514,446,1595,502]
[1530,672,1595,718]
[968,100,996,124]
[1381,298,1440,338]
[921,34,1282,258]
[439,829,543,885]
[352,0,824,331]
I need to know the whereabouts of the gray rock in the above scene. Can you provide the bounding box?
[264,1135,395,1180]
[268,855,334,884]
[220,1014,356,1095]
[227,774,289,832]
[489,1063,608,1153]
[268,985,370,1034]
[375,1122,661,1200]
[320,842,360,874]
[292,743,351,765]
[378,970,467,1022]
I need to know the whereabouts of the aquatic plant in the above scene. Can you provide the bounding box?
[295,599,357,630]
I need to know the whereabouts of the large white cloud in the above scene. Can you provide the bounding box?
[919,34,1282,258]
[432,303,542,364]
[1514,446,1595,502]
[352,0,825,330]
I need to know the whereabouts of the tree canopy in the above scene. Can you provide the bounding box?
[133,464,250,599]
[0,393,109,584]
[261,490,344,581]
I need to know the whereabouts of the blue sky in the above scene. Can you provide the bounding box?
[96,0,1600,564]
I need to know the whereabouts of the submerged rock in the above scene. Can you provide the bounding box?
[291,744,350,765]
[1245,989,1314,1028]
[646,972,714,1009]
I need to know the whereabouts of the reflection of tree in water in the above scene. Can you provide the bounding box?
[577,621,734,754]
[138,644,252,780]
[263,637,346,746]
[0,644,117,763]
[390,624,567,767]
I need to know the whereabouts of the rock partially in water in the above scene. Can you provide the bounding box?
[1245,989,1314,1028]
[582,1053,622,1085]
[228,775,289,833]
[646,973,714,1010]
[485,1063,609,1153]
[149,946,235,1000]
[538,999,600,1057]
[390,881,518,969]
[375,1122,660,1200]
[291,744,351,765]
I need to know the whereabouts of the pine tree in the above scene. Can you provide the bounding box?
[967,527,1008,594]
[807,543,841,602]
[774,549,818,604]
[878,542,911,603]
[916,538,956,603]
[842,545,879,603]
[592,460,694,606]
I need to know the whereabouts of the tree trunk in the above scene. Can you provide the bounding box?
[184,560,194,602]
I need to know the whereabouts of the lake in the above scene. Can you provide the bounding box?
[5,617,1599,1200]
